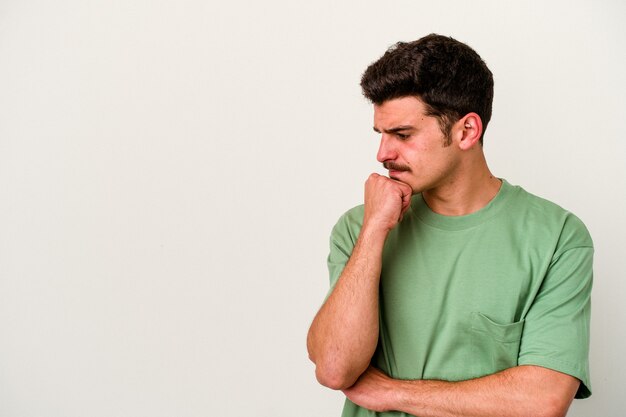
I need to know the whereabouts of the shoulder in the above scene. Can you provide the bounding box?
[505,182,593,250]
[330,204,365,245]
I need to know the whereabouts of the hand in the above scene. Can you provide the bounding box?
[342,366,398,412]
[363,173,413,232]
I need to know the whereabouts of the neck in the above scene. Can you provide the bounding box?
[422,155,502,216]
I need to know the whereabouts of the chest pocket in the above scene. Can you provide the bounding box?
[470,312,524,377]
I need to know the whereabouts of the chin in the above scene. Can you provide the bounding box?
[394,180,419,195]
[409,183,429,195]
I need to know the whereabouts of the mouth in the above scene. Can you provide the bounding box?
[388,169,406,178]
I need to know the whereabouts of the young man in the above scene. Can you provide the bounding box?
[307,34,593,417]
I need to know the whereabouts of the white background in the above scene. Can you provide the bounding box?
[1,1,624,416]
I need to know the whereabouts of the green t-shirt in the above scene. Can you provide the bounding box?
[327,180,593,417]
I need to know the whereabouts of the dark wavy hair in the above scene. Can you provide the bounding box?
[360,34,494,145]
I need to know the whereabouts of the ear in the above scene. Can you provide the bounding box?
[455,113,483,150]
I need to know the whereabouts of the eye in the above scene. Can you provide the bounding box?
[396,133,410,140]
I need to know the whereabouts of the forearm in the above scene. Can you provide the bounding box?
[307,225,388,389]
[344,365,579,417]
[396,366,577,417]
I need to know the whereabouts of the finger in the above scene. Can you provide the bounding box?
[399,182,413,198]
[367,172,381,183]
[402,191,411,208]
[400,204,410,219]
[401,187,412,209]
[388,178,412,197]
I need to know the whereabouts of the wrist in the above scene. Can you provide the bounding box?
[350,222,389,264]
[361,219,393,238]
[379,377,408,413]
[376,374,417,413]
[358,224,391,251]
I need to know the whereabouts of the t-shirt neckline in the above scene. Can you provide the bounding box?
[412,179,517,231]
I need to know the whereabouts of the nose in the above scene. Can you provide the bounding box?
[376,134,396,163]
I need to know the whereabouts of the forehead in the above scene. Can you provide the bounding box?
[373,96,431,129]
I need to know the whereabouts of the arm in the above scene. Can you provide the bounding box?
[307,173,412,390]
[343,365,579,417]
[341,211,593,415]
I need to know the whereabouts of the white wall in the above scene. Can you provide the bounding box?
[1,0,624,416]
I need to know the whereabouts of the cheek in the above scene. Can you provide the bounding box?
[406,146,434,167]
[416,148,456,173]
[402,145,427,165]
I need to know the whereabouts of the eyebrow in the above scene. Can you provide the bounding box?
[373,125,415,134]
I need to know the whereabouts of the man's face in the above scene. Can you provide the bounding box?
[373,96,461,195]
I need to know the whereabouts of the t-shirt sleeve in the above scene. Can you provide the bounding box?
[517,215,593,398]
[326,209,362,297]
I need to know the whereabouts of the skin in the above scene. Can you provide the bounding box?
[371,96,501,215]
[342,365,578,417]
[307,96,579,417]
[306,173,411,389]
